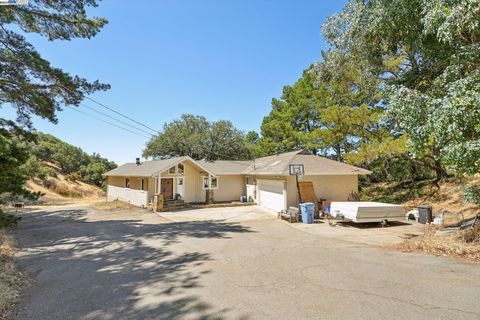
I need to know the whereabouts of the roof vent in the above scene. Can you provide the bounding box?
[136,158,141,166]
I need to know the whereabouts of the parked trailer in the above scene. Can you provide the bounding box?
[329,202,405,226]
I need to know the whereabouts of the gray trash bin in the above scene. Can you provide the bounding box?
[418,205,433,224]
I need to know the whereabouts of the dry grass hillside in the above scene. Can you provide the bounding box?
[403,176,480,225]
[26,173,105,205]
[361,176,480,262]
[362,176,480,222]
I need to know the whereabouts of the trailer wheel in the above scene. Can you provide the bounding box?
[381,219,388,228]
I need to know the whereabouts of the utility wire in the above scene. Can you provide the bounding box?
[83,96,160,134]
[66,105,152,139]
[2,48,160,136]
[79,102,155,137]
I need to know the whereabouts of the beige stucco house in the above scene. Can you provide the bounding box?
[103,150,371,212]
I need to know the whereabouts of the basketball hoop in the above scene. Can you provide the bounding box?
[289,164,304,176]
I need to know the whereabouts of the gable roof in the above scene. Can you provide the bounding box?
[198,160,252,175]
[104,151,371,177]
[242,150,371,176]
[103,156,215,177]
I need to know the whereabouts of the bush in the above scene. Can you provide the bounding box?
[463,184,480,205]
[66,172,81,182]
[0,210,21,229]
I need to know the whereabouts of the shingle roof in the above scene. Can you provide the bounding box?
[198,160,252,175]
[103,156,215,177]
[104,151,371,177]
[242,151,371,176]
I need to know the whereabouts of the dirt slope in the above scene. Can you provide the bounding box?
[26,175,105,205]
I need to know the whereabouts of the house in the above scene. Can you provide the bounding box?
[103,150,371,212]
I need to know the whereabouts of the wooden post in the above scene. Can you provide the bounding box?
[153,194,164,212]
[206,189,214,204]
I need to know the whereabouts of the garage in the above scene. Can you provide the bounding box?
[257,179,286,213]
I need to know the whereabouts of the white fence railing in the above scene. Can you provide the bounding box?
[107,185,148,208]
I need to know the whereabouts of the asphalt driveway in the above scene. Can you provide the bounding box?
[13,205,480,319]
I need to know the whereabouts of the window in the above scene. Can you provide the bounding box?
[210,177,218,189]
[202,177,209,190]
[169,166,176,174]
[178,163,184,175]
[202,176,219,190]
[125,178,130,188]
[155,177,158,194]
[141,178,146,191]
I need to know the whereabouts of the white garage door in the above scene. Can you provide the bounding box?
[257,179,285,213]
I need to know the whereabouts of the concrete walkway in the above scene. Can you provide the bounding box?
[13,205,480,320]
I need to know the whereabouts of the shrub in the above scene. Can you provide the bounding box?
[463,184,480,205]
[66,172,81,182]
[0,210,21,229]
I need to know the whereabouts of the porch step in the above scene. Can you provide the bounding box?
[163,199,188,211]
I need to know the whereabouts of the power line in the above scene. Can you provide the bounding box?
[3,47,160,136]
[79,102,155,137]
[66,105,152,139]
[83,96,160,134]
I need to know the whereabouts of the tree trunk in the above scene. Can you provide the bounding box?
[335,144,342,161]
[433,159,448,184]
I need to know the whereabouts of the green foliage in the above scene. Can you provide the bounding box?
[261,54,384,162]
[244,131,267,159]
[0,121,40,202]
[79,161,110,187]
[0,0,109,127]
[260,68,322,155]
[29,133,117,186]
[21,155,50,180]
[31,133,90,174]
[463,185,480,205]
[0,1,109,202]
[143,114,253,161]
[360,179,436,204]
[323,0,480,178]
[0,210,21,229]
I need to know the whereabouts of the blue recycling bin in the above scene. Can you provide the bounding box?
[299,202,315,224]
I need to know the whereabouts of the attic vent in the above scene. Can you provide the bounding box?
[136,158,141,165]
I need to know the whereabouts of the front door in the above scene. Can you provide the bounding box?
[160,178,173,200]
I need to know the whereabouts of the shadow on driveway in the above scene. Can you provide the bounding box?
[14,208,254,320]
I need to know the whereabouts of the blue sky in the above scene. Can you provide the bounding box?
[1,0,346,164]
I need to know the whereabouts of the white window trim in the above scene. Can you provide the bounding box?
[210,176,219,190]
[202,175,219,190]
[177,163,185,175]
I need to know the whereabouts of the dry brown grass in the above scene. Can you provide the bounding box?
[403,176,480,219]
[0,230,26,320]
[92,200,139,212]
[26,174,105,205]
[398,225,480,262]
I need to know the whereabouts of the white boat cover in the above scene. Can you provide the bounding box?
[330,201,405,223]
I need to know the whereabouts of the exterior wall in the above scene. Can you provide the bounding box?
[285,174,359,208]
[213,175,245,202]
[246,174,358,209]
[107,176,152,207]
[306,175,358,201]
[183,161,206,203]
[107,185,148,207]
[108,176,125,188]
